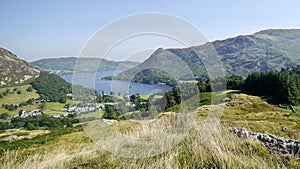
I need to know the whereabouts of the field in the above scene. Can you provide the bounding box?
[0,129,50,140]
[0,85,75,116]
[0,85,40,115]
[0,85,39,104]
[42,100,74,115]
[76,110,103,118]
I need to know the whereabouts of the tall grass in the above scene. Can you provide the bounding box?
[1,93,300,168]
[1,118,299,168]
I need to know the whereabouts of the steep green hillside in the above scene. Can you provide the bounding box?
[0,48,39,86]
[30,72,72,103]
[31,57,139,74]
[111,48,199,85]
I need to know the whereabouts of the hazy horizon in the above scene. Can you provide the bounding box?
[1,0,300,62]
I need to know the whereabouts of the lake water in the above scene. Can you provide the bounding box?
[61,71,171,95]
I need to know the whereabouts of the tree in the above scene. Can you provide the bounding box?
[165,87,182,110]
[66,121,73,128]
[17,90,22,94]
[103,105,120,119]
[242,68,300,105]
[15,121,25,128]
[26,86,33,92]
[64,103,71,109]
[226,75,244,90]
[39,102,46,111]
[3,89,10,96]
[26,122,36,130]
[0,122,12,130]
[0,113,10,120]
[59,97,66,103]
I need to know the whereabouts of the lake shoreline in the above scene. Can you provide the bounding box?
[61,71,172,95]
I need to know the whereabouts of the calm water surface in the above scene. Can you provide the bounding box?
[61,71,171,95]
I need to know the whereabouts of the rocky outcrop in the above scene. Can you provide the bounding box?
[228,127,300,155]
[0,48,39,86]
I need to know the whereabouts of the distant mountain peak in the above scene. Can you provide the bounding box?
[152,47,166,54]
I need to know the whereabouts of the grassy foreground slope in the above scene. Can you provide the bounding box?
[1,122,299,168]
[1,93,300,168]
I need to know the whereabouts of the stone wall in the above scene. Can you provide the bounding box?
[228,127,300,155]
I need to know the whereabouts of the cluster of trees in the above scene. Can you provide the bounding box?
[26,86,33,92]
[165,87,181,110]
[102,94,151,120]
[102,105,120,119]
[129,94,150,111]
[197,75,244,92]
[102,88,183,120]
[0,113,10,120]
[1,104,18,111]
[0,122,12,130]
[0,87,25,99]
[0,86,33,100]
[12,87,22,94]
[0,115,79,130]
[103,69,177,87]
[196,66,300,106]
[132,69,177,87]
[1,89,11,97]
[242,66,300,105]
[30,72,111,104]
[30,72,72,103]
[96,91,114,103]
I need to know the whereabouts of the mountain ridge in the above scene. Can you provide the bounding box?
[31,57,139,74]
[114,28,300,84]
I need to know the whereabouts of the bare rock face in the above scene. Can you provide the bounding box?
[228,127,300,155]
[0,48,39,86]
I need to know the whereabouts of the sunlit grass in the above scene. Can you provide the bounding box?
[41,100,74,115]
[140,94,149,100]
[76,110,103,119]
[0,85,39,104]
[0,104,40,116]
[220,94,300,139]
[0,129,50,140]
[1,92,300,168]
[1,118,299,168]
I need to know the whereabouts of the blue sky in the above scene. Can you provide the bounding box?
[1,0,300,61]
